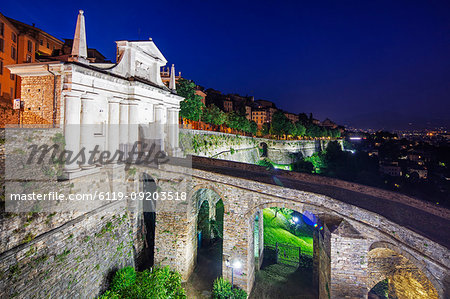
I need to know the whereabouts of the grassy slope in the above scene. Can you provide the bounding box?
[263,209,313,254]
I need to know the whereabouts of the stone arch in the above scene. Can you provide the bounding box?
[189,185,225,284]
[259,142,268,157]
[367,241,440,298]
[139,172,158,268]
[241,200,323,294]
[189,183,224,213]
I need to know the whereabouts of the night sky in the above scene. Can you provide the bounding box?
[3,0,450,130]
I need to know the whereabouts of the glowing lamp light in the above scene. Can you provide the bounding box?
[232,260,242,269]
[292,216,299,223]
[314,223,318,228]
[319,226,323,230]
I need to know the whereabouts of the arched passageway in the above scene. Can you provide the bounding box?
[141,173,157,269]
[367,247,439,299]
[185,188,224,297]
[260,142,268,158]
[250,207,320,299]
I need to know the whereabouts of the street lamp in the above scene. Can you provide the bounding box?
[225,259,242,288]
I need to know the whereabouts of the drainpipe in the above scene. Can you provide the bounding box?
[46,64,58,128]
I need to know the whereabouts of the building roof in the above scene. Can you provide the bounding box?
[5,16,64,45]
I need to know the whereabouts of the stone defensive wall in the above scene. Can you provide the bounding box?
[189,157,449,298]
[0,128,448,298]
[180,129,342,165]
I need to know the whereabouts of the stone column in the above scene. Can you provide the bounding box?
[63,91,81,172]
[107,97,121,163]
[128,99,139,161]
[167,108,180,156]
[119,100,129,159]
[330,221,369,298]
[80,94,96,169]
[154,105,164,152]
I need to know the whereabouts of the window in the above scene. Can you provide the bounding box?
[10,73,14,80]
[0,38,3,52]
[46,42,49,48]
[40,39,43,46]
[27,40,32,52]
[0,22,4,36]
[11,46,16,60]
[0,60,3,75]
[10,87,14,99]
[26,54,32,62]
[11,32,16,43]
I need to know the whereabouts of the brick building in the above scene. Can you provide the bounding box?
[0,12,64,126]
[284,112,299,123]
[251,109,267,128]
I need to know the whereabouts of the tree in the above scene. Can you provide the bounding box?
[225,112,245,131]
[293,122,306,137]
[270,111,291,136]
[202,104,226,126]
[269,207,292,219]
[261,123,270,135]
[298,113,309,125]
[249,120,258,135]
[177,78,204,121]
[304,152,327,173]
[305,123,321,138]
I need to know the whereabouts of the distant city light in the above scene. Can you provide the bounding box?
[349,137,362,140]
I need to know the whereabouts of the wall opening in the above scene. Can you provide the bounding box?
[187,188,224,295]
[260,142,268,158]
[251,207,318,298]
[367,247,439,299]
[142,173,157,268]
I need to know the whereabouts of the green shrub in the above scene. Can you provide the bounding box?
[100,266,185,299]
[232,288,248,299]
[98,290,120,299]
[110,266,136,292]
[212,277,247,299]
[213,277,232,299]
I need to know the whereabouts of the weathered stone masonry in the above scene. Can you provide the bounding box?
[1,138,449,298]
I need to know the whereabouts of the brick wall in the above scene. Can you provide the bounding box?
[0,98,19,127]
[19,75,62,126]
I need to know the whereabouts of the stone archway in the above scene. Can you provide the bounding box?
[186,187,224,297]
[259,142,268,158]
[367,243,439,299]
[140,172,158,269]
[242,202,323,298]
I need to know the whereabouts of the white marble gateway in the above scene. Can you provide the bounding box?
[9,10,184,177]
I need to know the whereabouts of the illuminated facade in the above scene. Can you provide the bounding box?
[0,12,63,101]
